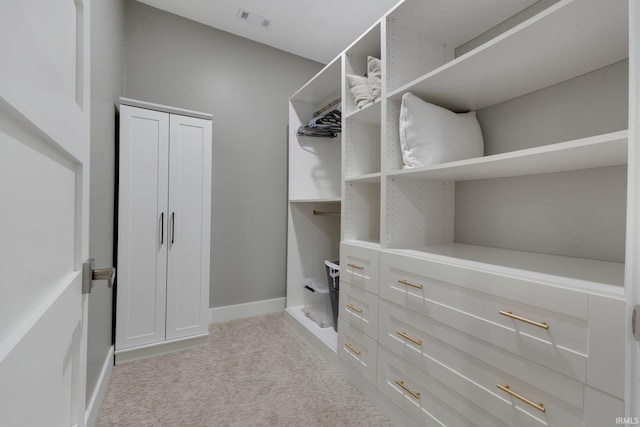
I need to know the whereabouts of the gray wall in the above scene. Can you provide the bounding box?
[123,0,323,308]
[87,0,124,406]
[477,60,628,155]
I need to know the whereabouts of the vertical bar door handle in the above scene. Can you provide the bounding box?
[633,305,640,341]
[171,212,175,244]
[160,212,164,244]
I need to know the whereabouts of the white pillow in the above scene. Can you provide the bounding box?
[399,92,483,168]
[346,74,372,109]
[367,56,382,100]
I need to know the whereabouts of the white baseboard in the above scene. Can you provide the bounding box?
[209,297,285,324]
[85,345,114,427]
[114,333,208,364]
[284,307,337,367]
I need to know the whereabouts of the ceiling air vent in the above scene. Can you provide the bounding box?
[236,8,272,29]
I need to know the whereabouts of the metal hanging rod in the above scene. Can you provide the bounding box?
[313,210,341,216]
[313,97,341,117]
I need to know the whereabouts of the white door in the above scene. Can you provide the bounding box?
[0,0,91,426]
[630,0,640,419]
[166,114,211,340]
[116,106,169,350]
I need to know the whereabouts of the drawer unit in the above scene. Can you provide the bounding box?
[379,334,623,427]
[340,283,378,339]
[379,299,599,426]
[379,250,625,398]
[340,242,380,294]
[337,318,377,386]
[377,346,509,427]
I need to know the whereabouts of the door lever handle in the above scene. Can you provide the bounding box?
[82,259,116,294]
[93,267,116,287]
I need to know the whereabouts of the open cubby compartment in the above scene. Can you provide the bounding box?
[343,105,381,178]
[385,0,543,94]
[288,115,341,200]
[382,56,629,291]
[343,22,382,115]
[383,97,403,172]
[387,0,628,111]
[289,58,342,201]
[383,165,627,291]
[342,178,381,245]
[291,55,341,107]
[287,201,341,308]
[385,57,629,174]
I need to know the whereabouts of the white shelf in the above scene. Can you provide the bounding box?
[290,57,342,105]
[387,131,628,181]
[289,197,341,203]
[387,0,628,111]
[344,99,381,125]
[344,20,381,58]
[342,239,381,250]
[387,0,540,50]
[385,243,625,295]
[345,173,381,184]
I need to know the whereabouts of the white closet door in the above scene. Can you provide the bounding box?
[166,114,211,340]
[116,106,169,349]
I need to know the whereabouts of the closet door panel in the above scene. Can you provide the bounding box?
[116,106,169,349]
[166,114,212,340]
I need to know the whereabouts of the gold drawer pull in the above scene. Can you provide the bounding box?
[348,263,364,270]
[395,380,420,400]
[499,311,549,330]
[346,303,363,314]
[398,279,423,290]
[345,342,361,355]
[497,384,545,413]
[396,331,422,345]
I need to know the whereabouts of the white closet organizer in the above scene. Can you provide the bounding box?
[286,58,342,353]
[289,0,637,425]
[116,98,212,364]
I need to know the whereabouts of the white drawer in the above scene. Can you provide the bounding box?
[377,346,510,427]
[340,283,378,339]
[379,250,625,398]
[380,343,624,427]
[379,299,589,426]
[340,242,380,294]
[337,318,377,387]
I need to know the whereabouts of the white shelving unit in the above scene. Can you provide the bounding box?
[286,58,342,354]
[342,23,384,251]
[387,0,628,112]
[384,131,629,289]
[289,0,638,424]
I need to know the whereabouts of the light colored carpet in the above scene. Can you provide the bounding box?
[96,313,394,426]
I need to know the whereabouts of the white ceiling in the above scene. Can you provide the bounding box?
[136,0,400,64]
